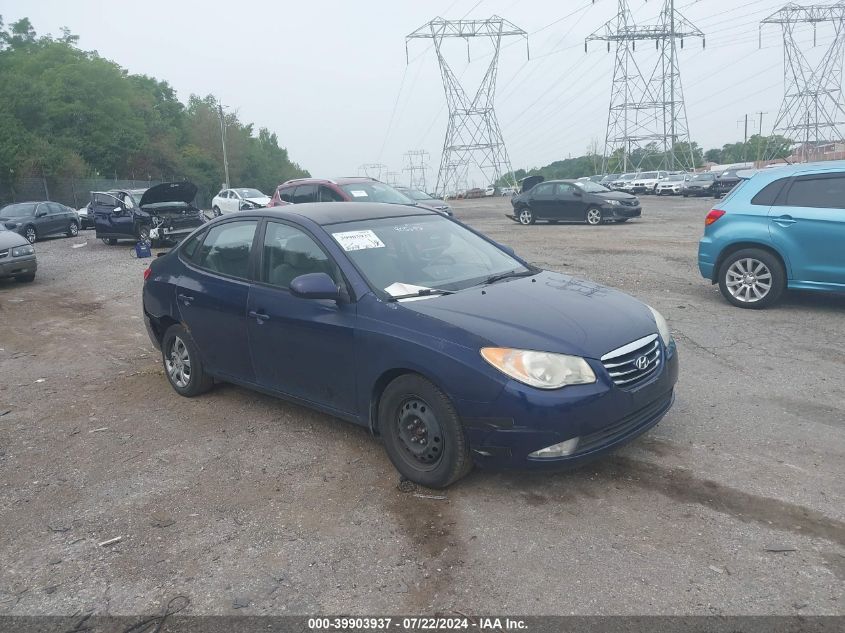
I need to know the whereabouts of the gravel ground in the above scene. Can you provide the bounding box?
[0,195,842,616]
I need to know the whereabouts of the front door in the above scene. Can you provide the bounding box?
[247,220,357,413]
[176,219,259,382]
[555,183,588,220]
[769,173,845,287]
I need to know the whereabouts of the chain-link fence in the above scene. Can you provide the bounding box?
[0,177,212,209]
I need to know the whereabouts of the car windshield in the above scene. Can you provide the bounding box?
[641,172,658,179]
[329,214,530,297]
[236,188,264,198]
[619,174,637,181]
[575,181,611,193]
[339,183,414,204]
[1,203,36,217]
[401,189,435,201]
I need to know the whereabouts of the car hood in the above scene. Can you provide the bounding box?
[592,190,637,201]
[414,200,450,211]
[0,229,30,249]
[244,196,271,205]
[140,182,198,207]
[400,271,658,360]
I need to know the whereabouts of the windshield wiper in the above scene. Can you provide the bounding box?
[483,269,537,285]
[387,288,455,301]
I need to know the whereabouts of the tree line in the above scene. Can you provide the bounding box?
[0,17,308,202]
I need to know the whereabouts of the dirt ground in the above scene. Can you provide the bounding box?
[0,195,842,616]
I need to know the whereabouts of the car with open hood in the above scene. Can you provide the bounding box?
[508,179,642,225]
[142,203,677,487]
[0,222,37,283]
[92,181,205,246]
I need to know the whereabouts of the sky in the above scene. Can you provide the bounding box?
[2,0,838,188]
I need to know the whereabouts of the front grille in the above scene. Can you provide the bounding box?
[0,249,8,259]
[620,199,639,207]
[575,390,673,454]
[601,334,661,389]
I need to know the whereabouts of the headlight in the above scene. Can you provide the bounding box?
[605,199,621,206]
[480,347,596,389]
[11,245,34,257]
[647,305,671,346]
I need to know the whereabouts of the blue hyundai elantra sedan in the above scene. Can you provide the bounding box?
[142,203,678,487]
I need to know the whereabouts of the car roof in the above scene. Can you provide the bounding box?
[264,202,436,226]
[278,176,381,188]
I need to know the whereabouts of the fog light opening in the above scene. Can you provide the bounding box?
[528,437,580,459]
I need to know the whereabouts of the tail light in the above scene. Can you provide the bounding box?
[705,209,725,226]
[143,266,152,282]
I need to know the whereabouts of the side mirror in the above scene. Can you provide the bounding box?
[573,188,583,197]
[289,272,341,301]
[113,206,124,215]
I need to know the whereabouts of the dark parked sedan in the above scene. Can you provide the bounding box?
[0,201,80,243]
[682,172,721,197]
[142,204,677,487]
[508,179,641,225]
[0,223,37,282]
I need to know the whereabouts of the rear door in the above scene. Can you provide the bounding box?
[527,182,557,219]
[246,220,357,413]
[768,173,845,287]
[45,203,66,235]
[176,219,260,382]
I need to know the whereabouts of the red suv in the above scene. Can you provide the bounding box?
[269,177,415,207]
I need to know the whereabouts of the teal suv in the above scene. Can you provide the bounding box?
[698,161,845,308]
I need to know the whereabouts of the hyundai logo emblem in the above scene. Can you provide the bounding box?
[635,355,650,370]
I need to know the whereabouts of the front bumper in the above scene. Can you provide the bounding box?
[604,204,642,219]
[0,254,37,279]
[458,342,679,469]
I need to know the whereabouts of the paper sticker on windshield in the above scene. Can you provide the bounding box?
[349,190,368,198]
[333,230,385,251]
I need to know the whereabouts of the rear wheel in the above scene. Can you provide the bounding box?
[718,248,785,309]
[23,226,37,243]
[66,220,79,237]
[585,206,603,225]
[102,238,117,246]
[212,206,222,217]
[517,207,535,225]
[161,324,214,397]
[378,374,472,488]
[137,225,152,246]
[15,272,35,283]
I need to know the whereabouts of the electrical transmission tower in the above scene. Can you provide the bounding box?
[761,2,845,162]
[586,0,704,173]
[385,171,401,186]
[403,150,430,190]
[357,163,387,181]
[406,16,528,198]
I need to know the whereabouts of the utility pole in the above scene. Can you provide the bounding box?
[218,102,231,189]
[760,3,845,161]
[357,163,388,181]
[403,150,430,190]
[737,114,749,162]
[406,16,528,198]
[586,0,704,172]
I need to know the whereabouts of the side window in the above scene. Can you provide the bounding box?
[180,229,206,263]
[93,193,117,207]
[46,202,63,215]
[783,175,845,209]
[279,187,294,203]
[261,222,338,289]
[555,183,574,195]
[532,183,554,196]
[751,178,788,206]
[194,220,257,279]
[318,186,344,202]
[292,185,317,204]
[220,190,229,199]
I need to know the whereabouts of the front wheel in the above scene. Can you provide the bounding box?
[378,374,473,488]
[161,324,214,397]
[212,206,222,217]
[718,248,785,309]
[102,238,117,246]
[585,206,603,225]
[66,220,79,237]
[517,207,535,225]
[137,225,152,246]
[15,272,35,283]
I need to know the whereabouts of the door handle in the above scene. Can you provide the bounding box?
[248,310,270,323]
[177,293,194,305]
[772,215,797,227]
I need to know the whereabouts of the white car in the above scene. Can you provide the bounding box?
[76,203,93,229]
[630,171,669,194]
[484,186,496,196]
[500,186,515,196]
[655,173,690,195]
[211,188,271,215]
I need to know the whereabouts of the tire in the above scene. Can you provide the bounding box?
[517,207,535,225]
[23,225,37,244]
[585,206,603,225]
[161,324,214,397]
[378,374,473,488]
[102,238,117,246]
[682,193,688,198]
[66,220,79,237]
[15,272,35,283]
[212,206,222,217]
[717,248,785,309]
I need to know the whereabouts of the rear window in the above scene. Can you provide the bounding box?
[783,175,845,209]
[750,178,788,206]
